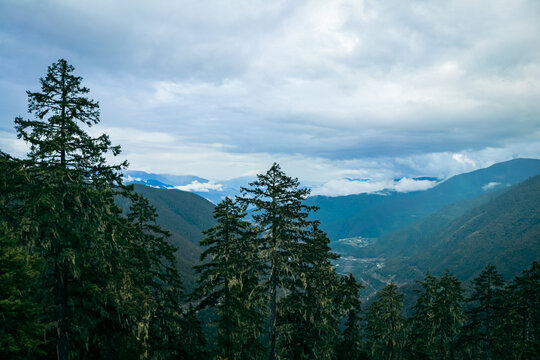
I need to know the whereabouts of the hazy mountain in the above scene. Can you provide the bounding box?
[309,158,540,241]
[123,170,254,204]
[124,170,207,187]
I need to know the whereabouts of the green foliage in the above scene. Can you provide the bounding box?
[408,271,465,359]
[366,283,405,360]
[3,59,200,359]
[0,221,46,358]
[460,264,506,359]
[279,224,342,360]
[335,274,367,360]
[507,261,540,359]
[194,197,265,360]
[239,163,317,360]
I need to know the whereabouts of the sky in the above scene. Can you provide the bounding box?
[1,0,540,196]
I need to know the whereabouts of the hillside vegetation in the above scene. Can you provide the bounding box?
[309,158,540,241]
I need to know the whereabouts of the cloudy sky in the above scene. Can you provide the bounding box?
[1,0,540,195]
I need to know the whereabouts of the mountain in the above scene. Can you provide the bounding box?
[336,174,540,298]
[309,158,540,241]
[123,170,207,187]
[386,174,540,283]
[123,170,254,204]
[117,184,216,290]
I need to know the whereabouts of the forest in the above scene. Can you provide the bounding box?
[1,60,539,360]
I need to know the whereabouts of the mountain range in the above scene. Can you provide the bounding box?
[123,170,253,204]
[308,158,540,241]
[125,158,540,297]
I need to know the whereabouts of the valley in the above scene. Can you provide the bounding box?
[134,158,540,298]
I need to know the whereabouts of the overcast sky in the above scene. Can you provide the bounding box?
[1,0,539,195]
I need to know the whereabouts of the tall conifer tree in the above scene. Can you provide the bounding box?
[366,283,405,360]
[279,224,342,360]
[409,271,465,360]
[11,59,188,359]
[335,274,366,360]
[462,264,506,359]
[509,261,540,359]
[14,59,127,359]
[239,163,316,360]
[194,197,265,360]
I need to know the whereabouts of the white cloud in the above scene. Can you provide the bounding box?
[482,182,501,191]
[311,177,438,197]
[175,180,223,193]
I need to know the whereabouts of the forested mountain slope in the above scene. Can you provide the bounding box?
[309,158,540,241]
[339,174,540,300]
[117,184,216,290]
[384,174,540,283]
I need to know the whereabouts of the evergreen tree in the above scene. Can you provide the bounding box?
[366,283,405,360]
[238,163,315,360]
[9,59,193,359]
[409,271,465,360]
[13,58,127,359]
[461,264,506,359]
[335,274,366,360]
[239,163,317,360]
[194,197,265,360]
[509,261,540,359]
[279,224,342,360]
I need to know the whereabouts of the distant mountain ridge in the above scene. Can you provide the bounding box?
[123,170,254,204]
[120,159,540,298]
[308,158,540,241]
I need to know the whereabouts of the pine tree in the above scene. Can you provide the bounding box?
[409,271,465,360]
[194,197,265,360]
[366,283,405,360]
[335,274,366,360]
[10,59,191,359]
[279,224,342,360]
[461,264,506,359]
[13,59,128,359]
[239,163,316,360]
[509,261,540,359]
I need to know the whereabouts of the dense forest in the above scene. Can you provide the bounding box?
[1,60,539,359]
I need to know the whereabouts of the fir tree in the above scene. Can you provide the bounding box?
[509,261,540,359]
[194,197,265,360]
[335,274,366,360]
[461,264,506,359]
[279,224,342,360]
[239,163,316,360]
[409,271,465,360]
[10,59,190,359]
[366,283,405,360]
[13,59,128,359]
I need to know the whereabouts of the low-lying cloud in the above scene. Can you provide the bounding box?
[311,177,438,197]
[175,180,223,193]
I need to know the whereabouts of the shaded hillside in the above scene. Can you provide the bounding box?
[118,184,216,290]
[309,158,540,241]
[386,174,540,283]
